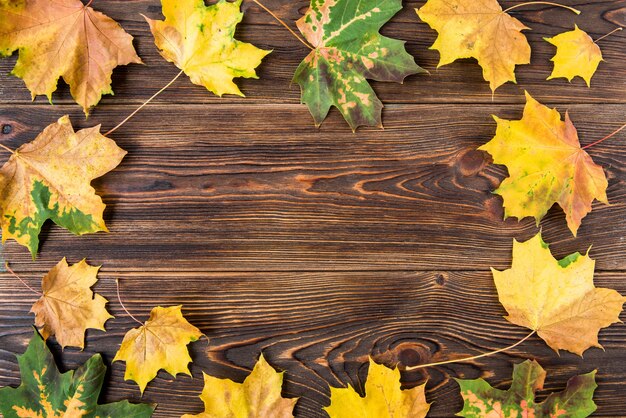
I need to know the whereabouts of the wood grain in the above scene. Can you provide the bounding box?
[0,104,624,272]
[0,0,624,417]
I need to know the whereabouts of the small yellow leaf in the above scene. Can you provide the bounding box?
[182,354,297,418]
[31,258,112,350]
[324,358,430,418]
[493,232,626,356]
[113,305,202,393]
[545,26,603,87]
[479,92,608,236]
[417,0,531,92]
[145,0,270,97]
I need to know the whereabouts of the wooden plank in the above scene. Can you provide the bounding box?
[0,271,624,417]
[0,1,624,106]
[0,104,624,272]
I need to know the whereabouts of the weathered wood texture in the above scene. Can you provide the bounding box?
[0,0,625,417]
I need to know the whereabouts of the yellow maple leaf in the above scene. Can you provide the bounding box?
[417,0,531,92]
[182,354,297,418]
[113,305,202,394]
[30,258,112,350]
[545,25,603,87]
[0,0,142,115]
[324,358,430,418]
[492,232,626,356]
[0,116,127,258]
[479,92,608,236]
[144,0,270,97]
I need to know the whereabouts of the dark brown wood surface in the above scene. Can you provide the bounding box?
[0,0,624,417]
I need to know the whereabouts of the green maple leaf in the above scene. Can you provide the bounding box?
[0,330,155,418]
[456,360,597,418]
[293,0,425,131]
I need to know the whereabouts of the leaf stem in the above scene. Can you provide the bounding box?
[0,143,14,153]
[84,0,93,7]
[115,278,144,326]
[5,262,42,296]
[104,70,184,137]
[582,123,626,150]
[249,0,313,51]
[503,2,580,15]
[403,330,536,371]
[594,27,623,43]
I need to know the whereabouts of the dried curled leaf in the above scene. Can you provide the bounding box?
[294,0,424,131]
[545,26,603,87]
[113,305,202,393]
[417,0,531,92]
[324,358,430,418]
[0,0,142,115]
[493,232,625,355]
[31,258,112,350]
[0,330,155,418]
[0,116,126,258]
[145,0,270,97]
[182,354,297,418]
[457,360,597,417]
[479,92,608,236]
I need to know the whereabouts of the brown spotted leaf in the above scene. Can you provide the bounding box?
[294,0,425,131]
[457,360,597,417]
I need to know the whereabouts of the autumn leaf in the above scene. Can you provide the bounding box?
[324,357,430,418]
[0,0,141,115]
[182,354,297,418]
[479,92,608,236]
[31,258,112,350]
[0,116,126,258]
[0,329,155,418]
[145,0,270,97]
[492,232,625,356]
[113,305,203,393]
[457,360,597,418]
[417,0,531,92]
[294,0,424,131]
[545,26,603,87]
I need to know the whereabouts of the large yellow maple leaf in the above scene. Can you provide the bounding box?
[182,354,297,418]
[145,0,270,97]
[493,232,625,356]
[0,0,141,115]
[113,305,203,394]
[31,258,112,350]
[324,358,430,418]
[416,0,531,92]
[479,92,608,236]
[0,116,126,258]
[545,26,603,87]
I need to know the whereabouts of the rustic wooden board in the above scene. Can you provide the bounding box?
[0,0,624,417]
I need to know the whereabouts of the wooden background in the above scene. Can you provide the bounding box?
[1,0,625,416]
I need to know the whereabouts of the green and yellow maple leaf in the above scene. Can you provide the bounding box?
[145,0,270,97]
[294,0,425,131]
[479,92,608,236]
[493,232,625,356]
[31,258,113,350]
[417,0,531,92]
[545,26,603,87]
[0,0,142,115]
[457,360,597,418]
[324,357,430,418]
[0,116,126,258]
[182,354,297,418]
[0,330,155,418]
[113,305,203,394]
